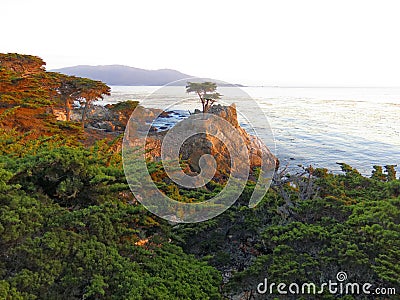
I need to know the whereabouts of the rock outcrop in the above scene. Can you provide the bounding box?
[59,101,278,181]
[53,101,143,132]
[144,104,278,180]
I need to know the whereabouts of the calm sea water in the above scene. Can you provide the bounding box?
[104,86,400,176]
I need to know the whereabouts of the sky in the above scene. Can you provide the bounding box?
[1,0,400,86]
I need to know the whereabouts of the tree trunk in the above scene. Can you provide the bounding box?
[197,92,206,113]
[81,102,89,128]
[65,98,71,121]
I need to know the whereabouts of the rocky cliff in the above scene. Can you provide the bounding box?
[145,104,278,181]
[59,101,278,181]
[53,101,142,132]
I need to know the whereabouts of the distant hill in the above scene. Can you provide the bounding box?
[51,65,193,86]
[51,65,244,87]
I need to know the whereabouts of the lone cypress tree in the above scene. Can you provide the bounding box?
[186,81,221,113]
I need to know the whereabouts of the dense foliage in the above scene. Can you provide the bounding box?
[1,53,399,299]
[0,143,221,299]
[222,165,400,299]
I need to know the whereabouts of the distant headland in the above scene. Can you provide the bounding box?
[51,65,244,87]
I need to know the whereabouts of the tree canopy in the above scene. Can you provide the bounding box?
[0,53,110,127]
[186,81,221,113]
[49,72,111,125]
[0,53,45,74]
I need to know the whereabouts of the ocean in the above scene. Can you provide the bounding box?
[104,86,400,176]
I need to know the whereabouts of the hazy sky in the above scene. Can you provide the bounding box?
[2,0,400,86]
